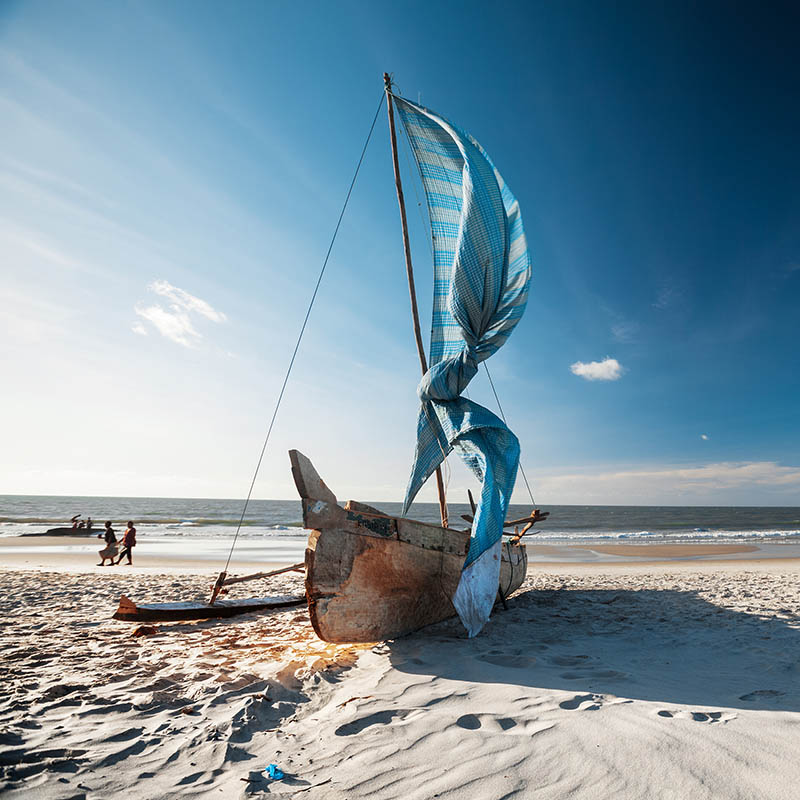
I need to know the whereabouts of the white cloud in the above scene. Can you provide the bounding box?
[531,461,800,505]
[133,280,226,348]
[135,303,200,347]
[149,280,227,323]
[570,357,624,381]
[701,434,709,441]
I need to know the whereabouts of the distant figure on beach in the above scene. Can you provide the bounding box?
[115,521,136,566]
[86,516,93,531]
[97,521,118,566]
[71,514,81,530]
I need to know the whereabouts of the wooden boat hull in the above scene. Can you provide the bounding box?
[290,450,528,643]
[499,539,528,599]
[306,528,527,642]
[306,522,465,642]
[112,594,305,622]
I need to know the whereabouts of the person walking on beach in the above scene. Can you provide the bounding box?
[115,521,136,566]
[97,521,118,566]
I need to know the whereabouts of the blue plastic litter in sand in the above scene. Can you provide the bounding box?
[264,764,285,781]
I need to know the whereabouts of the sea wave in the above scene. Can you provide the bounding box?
[535,528,800,542]
[3,517,800,543]
[0,521,307,538]
[0,516,305,527]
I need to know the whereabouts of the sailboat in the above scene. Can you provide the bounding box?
[291,75,547,643]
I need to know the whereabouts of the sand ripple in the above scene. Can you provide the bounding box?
[1,566,799,798]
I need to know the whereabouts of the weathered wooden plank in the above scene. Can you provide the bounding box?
[306,527,464,642]
[289,449,338,505]
[306,532,528,642]
[506,510,550,526]
[291,449,529,643]
[460,509,550,528]
[345,499,386,516]
[221,562,305,587]
[303,499,469,556]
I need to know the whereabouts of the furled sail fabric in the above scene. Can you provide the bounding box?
[394,95,531,636]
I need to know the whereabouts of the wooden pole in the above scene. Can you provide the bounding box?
[221,562,305,587]
[384,72,449,529]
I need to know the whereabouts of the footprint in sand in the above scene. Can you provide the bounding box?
[656,709,736,724]
[335,709,410,736]
[560,669,627,680]
[549,655,590,667]
[559,693,607,711]
[42,683,88,700]
[176,771,205,786]
[95,739,148,767]
[739,689,784,702]
[104,727,144,743]
[691,712,722,722]
[477,654,536,668]
[455,714,544,734]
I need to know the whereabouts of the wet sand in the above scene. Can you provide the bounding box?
[0,536,287,575]
[4,536,799,574]
[525,541,800,564]
[582,543,759,558]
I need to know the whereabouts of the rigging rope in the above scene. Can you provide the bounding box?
[482,363,536,507]
[220,91,386,576]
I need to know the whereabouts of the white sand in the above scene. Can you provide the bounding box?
[1,560,799,799]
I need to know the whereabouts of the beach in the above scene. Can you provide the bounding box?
[2,540,799,799]
[4,0,799,796]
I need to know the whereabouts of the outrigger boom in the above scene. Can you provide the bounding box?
[210,562,304,604]
[113,563,306,623]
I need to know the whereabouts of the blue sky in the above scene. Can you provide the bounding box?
[1,0,798,504]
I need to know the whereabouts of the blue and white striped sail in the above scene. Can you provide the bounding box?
[394,95,531,635]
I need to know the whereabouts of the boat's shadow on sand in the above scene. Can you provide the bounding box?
[388,585,800,712]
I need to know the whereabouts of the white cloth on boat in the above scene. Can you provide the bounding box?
[452,540,502,637]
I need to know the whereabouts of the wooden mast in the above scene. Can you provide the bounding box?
[383,72,449,529]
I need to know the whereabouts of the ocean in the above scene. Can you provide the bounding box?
[2,495,800,544]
